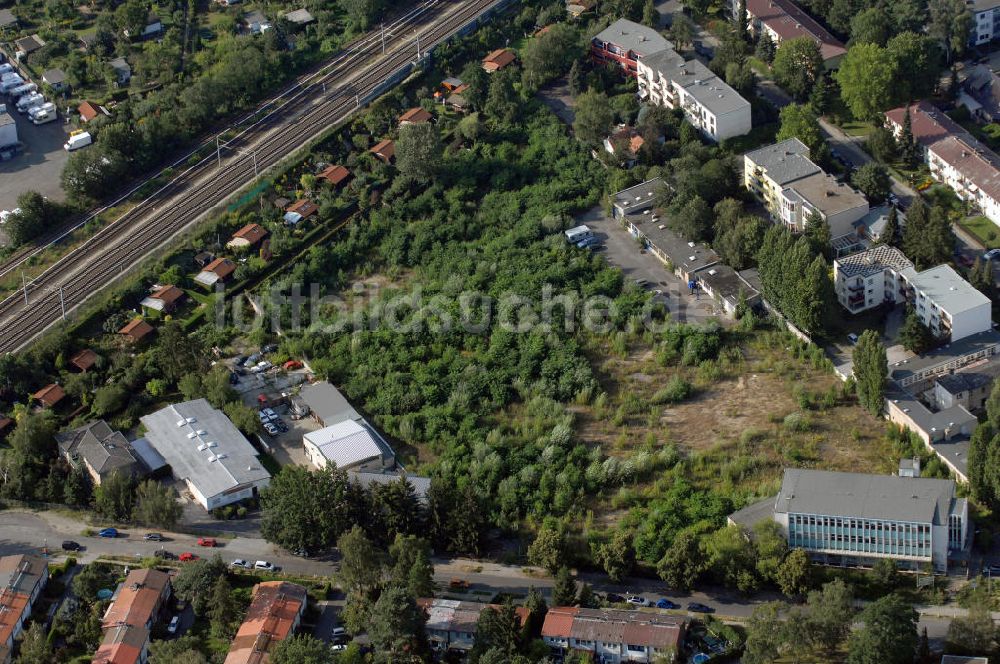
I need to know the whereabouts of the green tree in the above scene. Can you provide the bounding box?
[573,90,614,145]
[669,195,712,242]
[270,634,334,664]
[835,44,896,121]
[337,525,387,596]
[656,528,705,590]
[4,191,64,247]
[776,103,825,156]
[880,206,900,246]
[367,585,426,656]
[567,60,582,96]
[743,602,789,664]
[886,32,944,104]
[156,321,207,384]
[527,523,567,573]
[396,122,442,184]
[853,330,887,416]
[223,402,262,437]
[899,107,919,165]
[389,534,434,598]
[133,479,182,528]
[847,595,918,664]
[260,465,356,554]
[753,520,788,583]
[520,23,580,90]
[809,75,835,115]
[208,574,239,639]
[552,566,577,606]
[803,579,855,652]
[898,308,936,354]
[93,470,136,522]
[775,548,811,596]
[669,13,695,51]
[772,37,824,100]
[371,476,423,542]
[341,0,384,30]
[970,257,994,297]
[803,210,832,257]
[62,144,129,201]
[63,464,92,506]
[149,637,209,664]
[903,200,952,269]
[14,623,52,664]
[593,530,634,583]
[928,0,972,61]
[871,558,900,591]
[755,33,776,63]
[851,163,891,202]
[173,555,228,615]
[867,125,898,163]
[945,592,997,653]
[483,68,519,127]
[471,600,521,662]
[850,7,892,46]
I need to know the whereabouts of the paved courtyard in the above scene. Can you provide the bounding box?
[0,106,70,215]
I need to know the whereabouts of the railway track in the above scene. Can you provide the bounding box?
[0,0,505,353]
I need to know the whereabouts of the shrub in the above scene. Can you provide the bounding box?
[782,412,811,432]
[652,376,693,404]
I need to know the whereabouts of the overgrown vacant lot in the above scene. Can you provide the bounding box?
[574,325,895,521]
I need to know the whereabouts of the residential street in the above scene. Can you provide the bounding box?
[0,509,973,644]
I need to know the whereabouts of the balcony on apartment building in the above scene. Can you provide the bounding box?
[847,291,867,309]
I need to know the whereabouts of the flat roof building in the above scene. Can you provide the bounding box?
[611,177,662,218]
[771,468,968,573]
[590,19,672,77]
[140,399,271,510]
[303,419,394,472]
[298,381,361,427]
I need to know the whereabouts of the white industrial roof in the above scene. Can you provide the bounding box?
[304,419,391,469]
[140,399,270,500]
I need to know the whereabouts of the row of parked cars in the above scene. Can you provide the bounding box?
[608,593,715,614]
[0,58,57,126]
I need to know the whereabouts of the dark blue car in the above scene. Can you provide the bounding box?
[656,598,680,610]
[97,528,118,538]
[687,602,715,614]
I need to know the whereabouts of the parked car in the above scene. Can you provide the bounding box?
[984,248,1000,261]
[261,408,278,421]
[197,537,216,547]
[449,578,470,590]
[254,560,279,571]
[656,598,680,610]
[263,422,279,435]
[262,343,278,353]
[604,593,626,604]
[97,528,118,538]
[231,559,250,569]
[233,355,248,367]
[275,421,288,433]
[626,595,650,607]
[167,615,180,635]
[245,353,262,366]
[847,333,859,345]
[179,552,197,562]
[143,533,163,541]
[250,361,272,374]
[687,602,715,614]
[283,360,303,370]
[62,540,81,551]
[229,371,240,385]
[154,550,176,560]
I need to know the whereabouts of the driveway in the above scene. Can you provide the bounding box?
[0,105,71,215]
[577,206,722,324]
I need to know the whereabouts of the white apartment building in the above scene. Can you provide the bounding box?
[637,47,751,142]
[886,102,1000,227]
[743,138,869,239]
[833,245,992,342]
[970,0,1000,46]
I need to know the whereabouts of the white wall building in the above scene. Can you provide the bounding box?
[637,47,751,142]
[140,399,271,511]
[303,419,395,472]
[970,0,1000,46]
[833,246,992,343]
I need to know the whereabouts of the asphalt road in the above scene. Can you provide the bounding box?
[0,510,966,644]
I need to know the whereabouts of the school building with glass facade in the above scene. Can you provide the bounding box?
[770,469,969,573]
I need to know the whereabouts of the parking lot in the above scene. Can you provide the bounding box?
[228,357,317,468]
[575,206,722,324]
[0,102,70,215]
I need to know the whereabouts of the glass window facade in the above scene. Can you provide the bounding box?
[787,513,933,560]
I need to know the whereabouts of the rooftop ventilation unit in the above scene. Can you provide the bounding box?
[197,443,207,451]
[196,430,207,436]
[186,432,197,440]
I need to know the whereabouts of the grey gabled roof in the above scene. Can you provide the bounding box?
[776,468,957,525]
[743,138,820,186]
[55,420,144,478]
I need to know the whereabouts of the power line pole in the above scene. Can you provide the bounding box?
[216,134,221,168]
[381,23,386,54]
[21,271,27,305]
[58,287,66,321]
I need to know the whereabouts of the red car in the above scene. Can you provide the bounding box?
[197,537,216,547]
[283,360,303,371]
[179,552,197,562]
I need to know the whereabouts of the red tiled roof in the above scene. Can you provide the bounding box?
[885,101,968,148]
[150,284,184,306]
[231,223,268,245]
[745,0,845,62]
[541,606,579,638]
[78,101,100,122]
[0,417,13,434]
[118,318,154,341]
[70,348,98,371]
[101,569,170,630]
[370,139,395,162]
[33,383,65,407]
[224,581,307,664]
[318,164,351,186]
[399,107,433,124]
[482,48,516,71]
[285,199,318,218]
[203,257,237,279]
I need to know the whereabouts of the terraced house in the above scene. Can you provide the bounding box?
[0,555,48,664]
[92,569,171,664]
[224,581,307,664]
[542,607,686,663]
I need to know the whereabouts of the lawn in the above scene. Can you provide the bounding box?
[960,215,1000,248]
[839,120,873,137]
